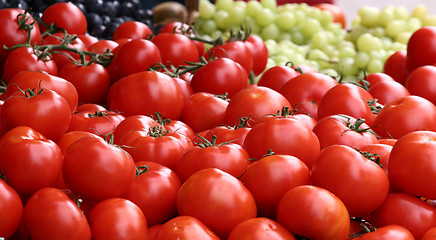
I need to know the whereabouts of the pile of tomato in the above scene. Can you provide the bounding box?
[2,2,436,240]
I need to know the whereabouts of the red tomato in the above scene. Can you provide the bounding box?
[244,35,269,76]
[190,57,248,98]
[87,39,119,55]
[112,115,158,145]
[150,112,195,140]
[371,192,436,239]
[243,117,320,168]
[177,168,257,239]
[314,3,346,28]
[311,144,389,217]
[280,72,339,120]
[240,154,311,219]
[312,114,379,149]
[62,136,136,201]
[108,71,184,119]
[228,217,296,240]
[388,131,436,199]
[364,72,410,105]
[40,2,87,34]
[175,138,250,182]
[2,47,58,84]
[407,26,436,71]
[172,76,194,102]
[89,198,148,240]
[151,32,199,68]
[317,82,377,126]
[0,178,23,238]
[181,92,229,133]
[153,216,220,240]
[203,121,251,147]
[276,185,350,240]
[353,225,415,240]
[383,50,410,85]
[40,32,87,68]
[1,88,72,141]
[58,61,111,105]
[123,161,181,226]
[257,65,300,92]
[255,106,318,130]
[422,227,436,240]
[405,65,436,105]
[108,39,161,80]
[67,109,125,138]
[159,21,205,58]
[112,21,153,40]
[358,143,392,175]
[23,187,92,240]
[76,34,98,47]
[5,70,79,114]
[0,8,42,61]
[373,95,436,139]
[224,86,290,125]
[205,40,253,75]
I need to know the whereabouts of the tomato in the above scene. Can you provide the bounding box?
[40,2,87,34]
[153,216,220,240]
[388,131,436,199]
[224,86,290,125]
[159,21,205,58]
[148,224,162,240]
[2,47,58,84]
[383,50,410,85]
[311,144,389,217]
[405,65,436,105]
[257,65,300,92]
[312,114,379,150]
[62,136,136,201]
[108,39,161,80]
[314,3,346,28]
[358,143,392,175]
[371,192,436,239]
[243,117,320,168]
[40,32,87,68]
[76,34,98,47]
[190,57,248,98]
[112,21,153,40]
[151,32,199,68]
[422,227,436,240]
[276,185,350,240]
[205,40,253,75]
[255,106,318,130]
[5,70,79,114]
[203,120,251,147]
[150,112,195,140]
[0,8,42,61]
[177,168,257,239]
[67,109,125,138]
[0,178,23,238]
[87,39,119,55]
[123,161,181,226]
[75,103,108,112]
[373,95,436,139]
[280,72,339,120]
[181,92,229,133]
[55,131,101,154]
[175,137,250,182]
[352,225,415,240]
[108,71,184,119]
[317,82,377,126]
[228,217,296,240]
[173,76,194,102]
[1,88,72,141]
[89,198,148,240]
[363,72,410,105]
[112,115,158,145]
[240,154,310,219]
[406,26,436,71]
[244,35,269,76]
[0,126,45,148]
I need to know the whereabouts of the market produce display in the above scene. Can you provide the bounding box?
[2,0,436,239]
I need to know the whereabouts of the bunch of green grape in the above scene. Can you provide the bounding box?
[195,0,436,82]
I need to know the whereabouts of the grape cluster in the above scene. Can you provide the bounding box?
[0,0,154,39]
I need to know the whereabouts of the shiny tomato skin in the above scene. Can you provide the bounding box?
[177,168,257,239]
[244,35,269,76]
[153,216,220,240]
[40,2,87,34]
[407,26,436,71]
[0,178,23,238]
[23,187,92,240]
[112,21,152,40]
[40,32,87,68]
[405,65,436,105]
[228,217,296,240]
[151,32,199,68]
[358,143,392,175]
[112,115,158,145]
[365,74,410,105]
[383,50,410,85]
[257,65,300,92]
[354,225,415,240]
[276,185,350,240]
[67,109,125,138]
[204,124,251,147]
[422,227,436,240]
[205,40,253,75]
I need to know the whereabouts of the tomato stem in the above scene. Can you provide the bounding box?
[136,165,149,177]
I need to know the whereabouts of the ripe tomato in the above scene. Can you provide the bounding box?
[243,117,320,168]
[108,71,184,119]
[224,86,290,126]
[276,185,350,240]
[112,21,153,40]
[89,198,148,240]
[55,130,101,154]
[87,39,119,54]
[371,192,436,239]
[67,109,125,138]
[40,2,87,34]
[150,112,195,140]
[0,178,23,238]
[279,72,339,120]
[358,143,392,175]
[373,95,436,139]
[363,72,410,105]
[244,35,269,76]
[407,26,436,71]
[203,121,251,147]
[112,114,158,145]
[23,187,92,240]
[314,3,346,28]
[62,136,136,201]
[422,227,436,240]
[240,154,310,219]
[352,225,415,240]
[228,217,296,240]
[257,65,300,92]
[1,88,72,141]
[205,40,253,75]
[190,57,248,98]
[177,168,257,239]
[151,32,199,68]
[383,50,410,85]
[388,131,436,199]
[153,216,220,240]
[405,65,436,105]
[123,161,181,226]
[311,144,389,217]
[40,32,87,68]
[159,21,205,58]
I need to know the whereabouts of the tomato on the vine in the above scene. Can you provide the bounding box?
[40,2,87,35]
[151,32,199,68]
[112,20,153,41]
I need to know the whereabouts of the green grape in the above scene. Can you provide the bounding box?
[292,31,306,45]
[289,53,306,66]
[281,48,296,60]
[264,39,279,55]
[379,6,395,27]
[424,15,436,26]
[354,51,370,68]
[308,49,331,69]
[321,68,339,78]
[412,4,429,23]
[300,18,322,39]
[198,19,217,35]
[385,19,406,38]
[276,32,293,42]
[338,46,356,58]
[324,45,339,59]
[358,6,381,28]
[395,31,412,44]
[367,59,384,73]
[246,0,263,18]
[261,23,280,40]
[227,5,246,26]
[255,8,275,27]
[198,0,216,19]
[407,17,423,32]
[243,17,261,35]
[338,57,359,77]
[275,11,296,31]
[266,58,277,70]
[260,0,277,10]
[311,31,329,50]
[214,9,230,30]
[214,0,234,12]
[356,33,382,52]
[394,6,410,20]
[271,55,289,66]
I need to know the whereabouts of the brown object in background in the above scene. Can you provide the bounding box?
[186,0,199,24]
[152,1,189,26]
